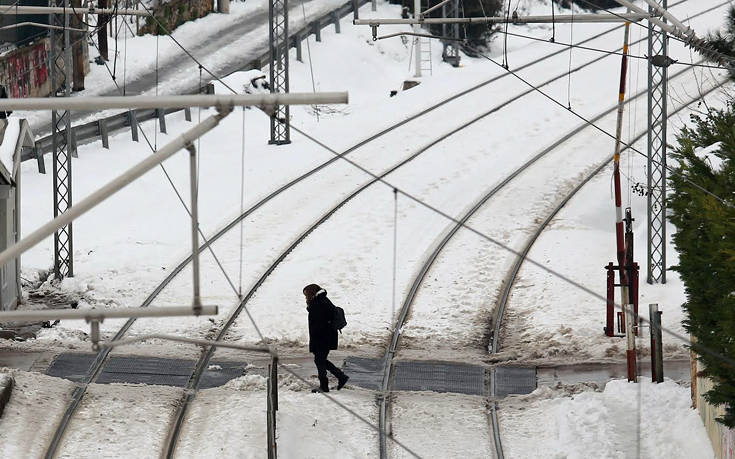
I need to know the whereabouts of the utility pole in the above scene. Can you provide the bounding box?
[612,16,631,316]
[647,0,668,284]
[49,0,74,279]
[413,0,421,77]
[269,0,290,144]
[97,0,108,60]
[72,0,85,90]
[441,0,461,66]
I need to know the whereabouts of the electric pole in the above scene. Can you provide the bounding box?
[413,0,421,77]
[269,0,290,144]
[647,0,668,284]
[441,0,461,66]
[97,0,108,60]
[49,0,74,279]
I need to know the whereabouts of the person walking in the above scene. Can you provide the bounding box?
[304,283,349,393]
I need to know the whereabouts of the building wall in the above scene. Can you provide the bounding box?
[694,360,735,459]
[0,38,51,98]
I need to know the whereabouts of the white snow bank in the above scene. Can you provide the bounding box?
[0,370,74,458]
[499,379,714,459]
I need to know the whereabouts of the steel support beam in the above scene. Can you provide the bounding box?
[269,0,290,145]
[50,0,74,279]
[441,0,461,66]
[647,0,667,284]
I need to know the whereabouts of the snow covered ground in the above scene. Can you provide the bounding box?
[176,375,378,458]
[499,379,714,459]
[0,0,731,456]
[0,370,74,457]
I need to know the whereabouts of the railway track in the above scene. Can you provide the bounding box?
[41,0,727,455]
[375,69,726,459]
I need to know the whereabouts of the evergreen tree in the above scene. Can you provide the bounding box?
[668,101,735,427]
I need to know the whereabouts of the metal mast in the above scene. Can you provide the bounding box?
[646,0,667,284]
[269,0,290,144]
[49,0,74,278]
[441,0,461,66]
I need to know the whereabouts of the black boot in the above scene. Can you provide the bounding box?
[337,373,349,390]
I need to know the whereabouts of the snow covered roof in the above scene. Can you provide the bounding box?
[0,118,34,186]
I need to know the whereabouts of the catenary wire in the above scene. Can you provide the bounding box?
[87,31,244,302]
[282,54,735,368]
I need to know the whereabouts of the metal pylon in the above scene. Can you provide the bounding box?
[441,0,461,67]
[647,0,667,284]
[269,0,290,145]
[50,0,74,278]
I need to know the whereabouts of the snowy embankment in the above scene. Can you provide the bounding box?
[499,379,714,459]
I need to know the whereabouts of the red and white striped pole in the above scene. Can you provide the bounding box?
[613,18,631,286]
[625,303,637,382]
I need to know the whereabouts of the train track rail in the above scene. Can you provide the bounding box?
[373,65,726,459]
[42,0,725,455]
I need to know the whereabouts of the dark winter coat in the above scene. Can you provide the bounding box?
[307,290,338,353]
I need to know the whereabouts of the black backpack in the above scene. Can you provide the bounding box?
[332,305,347,333]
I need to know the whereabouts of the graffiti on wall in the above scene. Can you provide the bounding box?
[1,39,50,98]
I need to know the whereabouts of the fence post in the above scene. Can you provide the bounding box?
[34,146,46,174]
[128,110,139,142]
[98,119,109,149]
[184,107,192,122]
[70,129,78,158]
[293,35,302,63]
[331,12,340,33]
[157,109,167,134]
[311,21,321,42]
[267,355,278,459]
[650,304,664,383]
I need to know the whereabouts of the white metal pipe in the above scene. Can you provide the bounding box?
[640,0,694,38]
[187,143,202,311]
[611,0,678,36]
[0,5,151,16]
[0,21,86,32]
[354,12,651,26]
[421,0,450,17]
[0,305,218,322]
[105,333,276,355]
[0,92,348,111]
[0,108,231,269]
